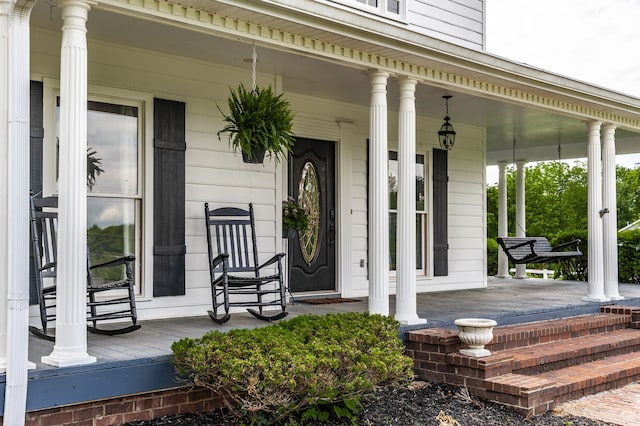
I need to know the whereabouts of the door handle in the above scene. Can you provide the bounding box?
[329,209,335,247]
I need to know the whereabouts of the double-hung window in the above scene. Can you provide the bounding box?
[389,151,427,275]
[84,101,142,287]
[47,92,146,293]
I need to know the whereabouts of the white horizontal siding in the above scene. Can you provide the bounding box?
[319,0,484,50]
[407,0,484,49]
[444,122,486,289]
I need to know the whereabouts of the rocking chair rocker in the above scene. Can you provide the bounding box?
[204,202,288,324]
[30,194,141,341]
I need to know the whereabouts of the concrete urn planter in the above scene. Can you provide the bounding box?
[454,318,497,357]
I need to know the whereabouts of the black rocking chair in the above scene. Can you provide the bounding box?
[204,202,288,324]
[30,194,141,340]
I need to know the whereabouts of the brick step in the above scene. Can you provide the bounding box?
[483,352,640,415]
[503,327,640,374]
[537,351,640,403]
[488,313,632,351]
[406,309,640,416]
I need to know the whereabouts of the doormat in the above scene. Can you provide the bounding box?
[297,298,362,305]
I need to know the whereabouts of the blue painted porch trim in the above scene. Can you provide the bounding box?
[0,355,188,415]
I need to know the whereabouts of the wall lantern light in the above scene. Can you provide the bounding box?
[437,95,456,150]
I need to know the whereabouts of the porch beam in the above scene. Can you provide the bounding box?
[368,70,389,316]
[584,120,607,301]
[602,124,622,300]
[395,77,425,325]
[42,0,97,367]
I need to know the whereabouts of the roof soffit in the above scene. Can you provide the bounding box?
[96,0,640,130]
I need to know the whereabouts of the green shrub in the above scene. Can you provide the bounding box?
[551,230,587,281]
[171,312,413,425]
[487,238,498,276]
[619,229,640,284]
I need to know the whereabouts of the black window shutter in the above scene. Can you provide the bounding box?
[153,98,186,296]
[29,81,44,304]
[433,148,448,276]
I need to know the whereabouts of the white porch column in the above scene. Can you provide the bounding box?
[0,0,11,374]
[42,0,97,367]
[602,124,622,300]
[496,161,509,278]
[395,78,425,325]
[368,70,389,316]
[584,120,607,301]
[514,160,526,279]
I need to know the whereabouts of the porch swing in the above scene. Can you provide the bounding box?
[496,139,583,265]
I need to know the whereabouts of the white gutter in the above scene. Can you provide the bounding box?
[3,1,36,425]
[0,0,11,381]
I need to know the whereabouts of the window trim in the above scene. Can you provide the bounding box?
[42,78,154,300]
[388,149,429,277]
[331,0,407,22]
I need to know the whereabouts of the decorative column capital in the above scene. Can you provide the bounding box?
[398,76,417,89]
[58,0,95,32]
[398,78,416,109]
[586,119,602,134]
[601,123,617,136]
[368,69,389,84]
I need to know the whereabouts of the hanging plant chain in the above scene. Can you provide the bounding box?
[252,44,257,92]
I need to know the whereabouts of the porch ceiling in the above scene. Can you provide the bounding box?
[30,0,640,165]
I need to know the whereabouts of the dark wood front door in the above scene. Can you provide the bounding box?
[288,138,336,293]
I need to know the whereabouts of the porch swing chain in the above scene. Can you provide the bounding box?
[558,143,564,228]
[513,134,526,235]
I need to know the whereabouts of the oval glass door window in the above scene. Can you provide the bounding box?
[298,162,320,265]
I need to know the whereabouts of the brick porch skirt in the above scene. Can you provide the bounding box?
[2,386,224,426]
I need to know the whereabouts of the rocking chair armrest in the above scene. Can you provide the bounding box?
[256,253,286,270]
[211,253,229,269]
[40,262,56,271]
[90,255,136,270]
[551,239,581,251]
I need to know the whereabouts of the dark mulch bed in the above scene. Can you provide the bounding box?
[124,382,613,425]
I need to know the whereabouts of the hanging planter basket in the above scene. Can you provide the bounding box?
[217,84,295,165]
[242,145,266,164]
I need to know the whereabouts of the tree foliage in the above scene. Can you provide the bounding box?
[487,161,640,239]
[487,161,640,283]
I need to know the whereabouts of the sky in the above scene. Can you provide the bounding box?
[485,0,640,184]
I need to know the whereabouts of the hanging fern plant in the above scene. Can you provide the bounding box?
[217,84,295,164]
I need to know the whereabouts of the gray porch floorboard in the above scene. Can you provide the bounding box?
[26,277,640,371]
